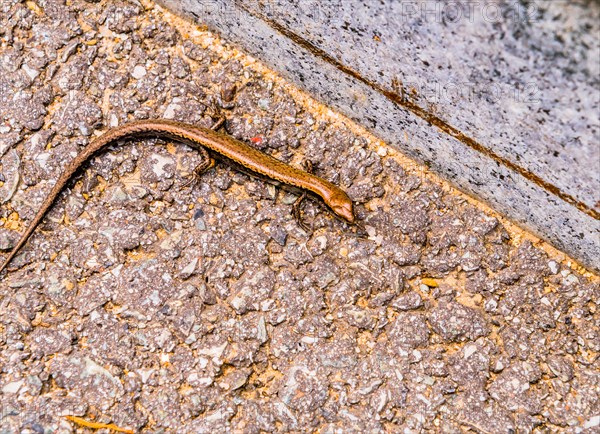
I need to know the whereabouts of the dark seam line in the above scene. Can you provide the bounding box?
[241,5,599,221]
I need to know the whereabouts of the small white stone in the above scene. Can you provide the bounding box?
[314,235,328,250]
[132,65,147,79]
[22,63,39,79]
[164,101,181,119]
[198,377,213,387]
[138,368,155,383]
[464,343,478,358]
[301,336,319,344]
[180,258,198,278]
[414,413,425,423]
[565,274,579,285]
[110,113,119,127]
[34,152,51,168]
[584,415,599,429]
[377,146,388,156]
[2,380,23,394]
[422,376,435,386]
[150,153,175,178]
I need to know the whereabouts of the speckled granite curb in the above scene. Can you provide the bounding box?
[158,0,600,272]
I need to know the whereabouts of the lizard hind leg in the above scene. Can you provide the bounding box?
[292,191,312,233]
[181,114,223,190]
[181,146,215,189]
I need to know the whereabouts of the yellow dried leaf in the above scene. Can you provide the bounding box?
[421,278,438,287]
[64,416,134,434]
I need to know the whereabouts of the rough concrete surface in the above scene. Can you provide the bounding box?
[158,0,600,274]
[0,1,598,433]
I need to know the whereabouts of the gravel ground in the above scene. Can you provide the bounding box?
[0,1,598,433]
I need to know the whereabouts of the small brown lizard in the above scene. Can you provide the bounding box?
[0,119,356,274]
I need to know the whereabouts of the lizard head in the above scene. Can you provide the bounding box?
[328,191,355,224]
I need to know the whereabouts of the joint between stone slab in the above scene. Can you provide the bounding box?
[240,3,600,222]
